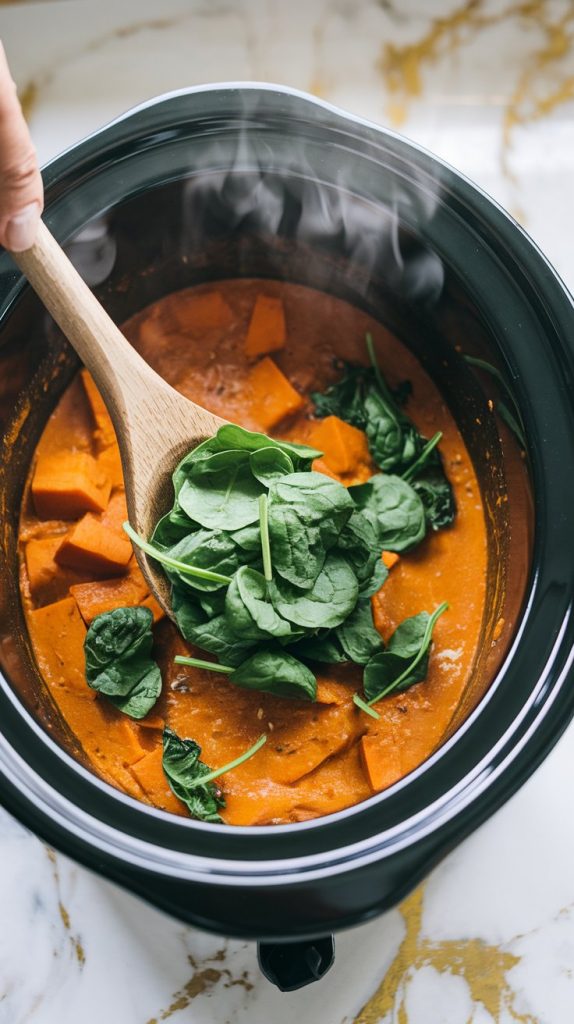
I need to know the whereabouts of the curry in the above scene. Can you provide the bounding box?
[18,279,487,825]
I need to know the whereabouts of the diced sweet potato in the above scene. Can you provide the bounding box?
[24,535,91,605]
[129,747,186,814]
[97,444,124,490]
[70,568,149,625]
[55,513,132,576]
[308,415,370,476]
[31,452,111,520]
[138,712,165,731]
[311,456,341,481]
[244,295,286,358]
[80,369,116,450]
[100,490,128,535]
[141,593,166,623]
[245,357,304,431]
[382,550,400,570]
[315,679,349,705]
[360,733,403,792]
[172,290,233,332]
[27,597,95,700]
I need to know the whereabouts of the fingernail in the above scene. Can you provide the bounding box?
[5,202,41,252]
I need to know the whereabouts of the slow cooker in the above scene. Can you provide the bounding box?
[1,85,573,991]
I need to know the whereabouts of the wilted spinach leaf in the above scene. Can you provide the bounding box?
[231,649,317,700]
[84,606,161,719]
[162,726,225,822]
[411,461,456,531]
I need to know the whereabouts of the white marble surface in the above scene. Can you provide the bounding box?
[0,1,573,1021]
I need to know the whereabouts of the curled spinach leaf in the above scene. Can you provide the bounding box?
[249,447,294,485]
[268,471,354,589]
[270,552,358,630]
[84,606,161,719]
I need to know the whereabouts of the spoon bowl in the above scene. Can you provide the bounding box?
[12,220,226,613]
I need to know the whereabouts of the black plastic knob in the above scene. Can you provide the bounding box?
[257,935,335,991]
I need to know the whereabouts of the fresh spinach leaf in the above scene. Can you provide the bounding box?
[288,631,348,664]
[150,505,197,549]
[84,606,161,719]
[124,523,232,587]
[336,508,387,596]
[178,450,265,530]
[270,552,359,630]
[162,529,242,593]
[349,474,426,552]
[268,472,354,589]
[335,597,383,665]
[176,648,317,700]
[358,602,448,711]
[162,726,267,822]
[224,566,294,641]
[172,587,254,667]
[215,424,321,468]
[249,447,294,485]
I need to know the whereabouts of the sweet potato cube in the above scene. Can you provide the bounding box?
[31,452,111,520]
[382,550,400,570]
[311,456,340,481]
[97,444,124,491]
[360,733,402,793]
[25,535,91,604]
[27,597,95,699]
[141,593,166,623]
[100,490,128,534]
[244,295,286,358]
[172,290,233,332]
[308,416,370,476]
[80,369,116,450]
[70,568,149,625]
[55,513,132,576]
[129,748,186,814]
[245,357,304,431]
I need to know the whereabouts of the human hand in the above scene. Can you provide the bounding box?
[0,41,43,251]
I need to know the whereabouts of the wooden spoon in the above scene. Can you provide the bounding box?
[12,220,226,613]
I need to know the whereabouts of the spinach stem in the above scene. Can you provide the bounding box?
[403,431,443,483]
[367,601,449,708]
[259,493,273,583]
[123,522,232,585]
[186,734,267,788]
[353,692,380,719]
[175,655,233,675]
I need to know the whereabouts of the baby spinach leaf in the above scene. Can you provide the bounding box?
[172,587,254,667]
[224,566,294,641]
[162,727,267,822]
[349,474,426,552]
[268,472,354,589]
[150,505,197,549]
[360,602,448,709]
[162,726,225,822]
[178,450,265,530]
[162,529,242,593]
[249,447,294,485]
[84,606,161,719]
[231,649,317,700]
[336,508,387,595]
[335,598,384,665]
[270,552,359,630]
[124,523,232,587]
[288,631,348,664]
[216,424,321,468]
[230,524,262,555]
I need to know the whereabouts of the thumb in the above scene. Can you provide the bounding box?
[0,41,43,252]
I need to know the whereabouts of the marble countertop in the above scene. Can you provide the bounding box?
[1,2,573,1022]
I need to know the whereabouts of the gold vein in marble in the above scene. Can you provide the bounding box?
[145,951,253,1023]
[353,883,540,1024]
[376,0,574,187]
[44,846,86,968]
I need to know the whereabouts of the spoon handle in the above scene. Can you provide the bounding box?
[11,219,162,418]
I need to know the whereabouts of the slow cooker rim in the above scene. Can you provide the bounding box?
[1,84,573,885]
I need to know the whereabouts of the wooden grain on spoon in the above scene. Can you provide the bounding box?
[12,220,225,613]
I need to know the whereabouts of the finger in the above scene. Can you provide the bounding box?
[0,40,43,251]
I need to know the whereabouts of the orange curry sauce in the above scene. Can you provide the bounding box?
[18,280,487,825]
